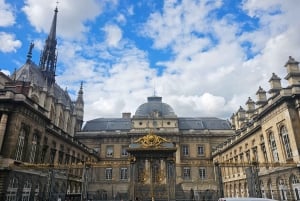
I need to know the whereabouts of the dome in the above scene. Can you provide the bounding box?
[134,96,177,118]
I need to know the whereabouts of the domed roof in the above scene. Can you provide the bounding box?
[134,96,177,118]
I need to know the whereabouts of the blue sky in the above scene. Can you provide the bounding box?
[1,0,300,121]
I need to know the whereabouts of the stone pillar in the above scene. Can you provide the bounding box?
[130,157,136,201]
[0,113,8,153]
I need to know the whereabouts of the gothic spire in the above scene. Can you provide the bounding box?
[39,6,58,85]
[26,42,34,64]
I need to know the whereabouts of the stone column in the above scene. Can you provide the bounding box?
[0,113,8,153]
[130,157,136,201]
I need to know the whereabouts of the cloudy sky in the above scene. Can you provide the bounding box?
[1,0,300,122]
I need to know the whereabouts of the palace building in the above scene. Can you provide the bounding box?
[212,56,300,201]
[0,7,98,201]
[75,96,234,201]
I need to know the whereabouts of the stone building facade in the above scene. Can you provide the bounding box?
[76,96,234,201]
[212,56,300,201]
[0,7,98,201]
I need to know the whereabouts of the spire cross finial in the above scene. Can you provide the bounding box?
[56,0,59,7]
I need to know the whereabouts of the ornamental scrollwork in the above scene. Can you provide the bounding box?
[135,131,169,147]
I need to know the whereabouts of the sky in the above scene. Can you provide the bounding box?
[0,0,300,122]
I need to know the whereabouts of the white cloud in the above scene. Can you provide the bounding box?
[0,32,21,52]
[103,24,122,47]
[11,0,300,122]
[22,0,104,39]
[0,0,15,27]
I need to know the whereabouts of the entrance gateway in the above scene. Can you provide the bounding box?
[127,131,177,201]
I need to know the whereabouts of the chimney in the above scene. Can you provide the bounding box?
[122,112,131,118]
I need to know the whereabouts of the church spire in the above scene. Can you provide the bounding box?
[39,6,58,85]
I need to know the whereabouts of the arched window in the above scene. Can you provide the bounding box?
[260,180,266,198]
[267,179,274,199]
[29,134,38,163]
[6,177,18,201]
[291,175,300,200]
[269,132,279,162]
[278,178,287,201]
[280,126,293,159]
[15,127,26,161]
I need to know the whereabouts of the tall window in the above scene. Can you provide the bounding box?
[197,145,205,156]
[50,142,57,164]
[199,167,206,180]
[58,145,64,164]
[6,177,18,201]
[269,132,279,162]
[21,180,31,201]
[106,146,114,157]
[105,168,112,180]
[182,145,189,156]
[280,126,293,159]
[261,144,268,163]
[120,168,128,180]
[183,167,191,180]
[121,146,128,157]
[15,128,26,161]
[252,147,258,161]
[29,134,38,163]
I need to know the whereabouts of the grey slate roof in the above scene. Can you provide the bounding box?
[12,61,74,110]
[178,117,231,130]
[83,118,131,132]
[82,117,231,132]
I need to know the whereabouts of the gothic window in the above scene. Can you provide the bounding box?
[59,112,64,129]
[199,167,206,180]
[6,177,18,201]
[197,145,205,156]
[105,168,112,180]
[65,148,70,164]
[40,137,48,163]
[106,146,114,157]
[49,141,57,164]
[269,132,279,162]
[182,144,189,157]
[29,134,38,163]
[183,167,191,180]
[280,126,293,159]
[71,151,76,163]
[21,180,31,201]
[15,127,26,161]
[121,146,128,157]
[58,145,64,164]
[120,168,128,180]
